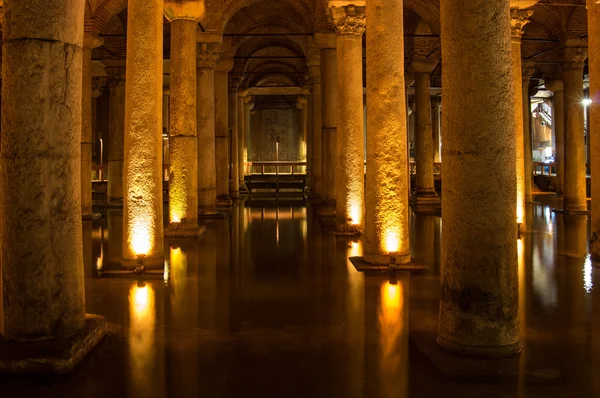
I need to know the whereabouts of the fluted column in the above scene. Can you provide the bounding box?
[107,68,126,205]
[432,96,441,163]
[589,0,600,259]
[322,48,338,206]
[438,0,520,358]
[364,0,410,264]
[562,41,588,213]
[123,0,164,268]
[410,59,439,211]
[523,61,536,203]
[330,4,366,233]
[197,42,220,215]
[309,58,323,197]
[547,80,565,195]
[1,0,106,357]
[82,33,103,218]
[165,2,204,233]
[215,58,234,206]
[229,78,241,199]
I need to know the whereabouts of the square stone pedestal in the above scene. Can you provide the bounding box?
[165,224,206,237]
[0,314,107,375]
[410,194,441,214]
[349,256,428,272]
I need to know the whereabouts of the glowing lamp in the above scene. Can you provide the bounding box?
[349,205,361,226]
[583,98,592,107]
[132,225,151,256]
[385,231,400,254]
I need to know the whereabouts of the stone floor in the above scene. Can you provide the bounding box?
[1,195,599,397]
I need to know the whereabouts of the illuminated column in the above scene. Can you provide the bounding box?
[438,0,520,357]
[410,59,439,211]
[123,0,164,268]
[229,79,240,199]
[244,97,255,171]
[364,0,410,264]
[1,0,106,356]
[562,42,588,213]
[107,68,126,205]
[215,59,234,206]
[309,59,323,197]
[237,92,246,185]
[523,61,536,203]
[297,94,309,164]
[432,96,441,163]
[322,48,338,206]
[589,0,600,259]
[330,4,366,233]
[547,80,565,195]
[510,9,533,226]
[165,2,204,233]
[196,42,220,215]
[82,32,104,217]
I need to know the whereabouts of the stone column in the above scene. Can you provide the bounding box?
[547,80,565,195]
[196,42,220,215]
[107,68,125,205]
[297,94,309,168]
[562,41,588,213]
[410,59,440,212]
[309,58,323,197]
[123,0,164,268]
[432,96,441,163]
[164,3,203,233]
[82,32,103,218]
[237,92,246,186]
[510,9,533,226]
[523,61,536,203]
[364,0,411,264]
[229,79,240,199]
[322,48,338,206]
[1,0,105,363]
[438,0,520,358]
[330,4,366,233]
[162,92,170,134]
[244,97,255,172]
[215,59,234,207]
[590,0,600,260]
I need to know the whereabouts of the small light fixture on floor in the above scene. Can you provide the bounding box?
[136,254,146,274]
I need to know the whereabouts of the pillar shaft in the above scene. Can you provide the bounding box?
[364,0,410,264]
[1,0,87,339]
[589,0,600,259]
[107,70,125,205]
[215,63,232,206]
[438,0,519,358]
[310,63,323,196]
[123,0,164,267]
[322,48,338,204]
[168,19,198,226]
[197,43,219,213]
[331,5,365,232]
[523,63,536,203]
[238,94,245,183]
[229,89,239,198]
[547,80,565,195]
[432,97,441,163]
[562,45,588,212]
[82,46,93,216]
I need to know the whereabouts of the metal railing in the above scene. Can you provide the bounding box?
[245,161,307,176]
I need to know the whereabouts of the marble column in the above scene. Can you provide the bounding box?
[107,68,125,205]
[123,0,164,268]
[197,42,220,215]
[82,33,103,218]
[511,9,533,226]
[215,59,234,206]
[297,94,309,166]
[244,97,255,172]
[562,42,588,213]
[364,0,410,264]
[438,0,520,358]
[432,96,441,163]
[1,0,105,362]
[589,0,600,259]
[165,5,203,234]
[410,59,439,211]
[547,80,565,195]
[309,60,323,197]
[237,92,246,186]
[229,79,240,199]
[523,61,536,203]
[322,48,338,207]
[330,4,366,233]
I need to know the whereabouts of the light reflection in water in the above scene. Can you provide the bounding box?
[584,253,593,294]
[129,283,156,395]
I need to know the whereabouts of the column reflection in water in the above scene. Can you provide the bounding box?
[532,205,558,310]
[107,210,124,270]
[411,214,436,270]
[346,240,364,398]
[378,275,409,398]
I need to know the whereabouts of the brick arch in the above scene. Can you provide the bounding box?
[530,4,565,40]
[404,0,440,35]
[85,0,127,33]
[222,0,313,28]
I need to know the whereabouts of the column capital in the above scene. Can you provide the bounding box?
[330,4,366,36]
[405,72,416,87]
[562,41,588,70]
[307,64,322,85]
[106,66,126,87]
[296,94,308,109]
[545,79,563,93]
[84,32,103,49]
[522,60,536,88]
[92,79,104,98]
[197,42,220,68]
[510,9,534,39]
[229,75,242,91]
[216,58,234,73]
[409,58,439,74]
[164,0,205,22]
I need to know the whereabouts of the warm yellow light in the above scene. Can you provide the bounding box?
[379,280,404,360]
[132,224,151,255]
[349,205,361,226]
[128,282,156,393]
[170,213,181,224]
[133,284,150,313]
[96,245,104,271]
[385,230,400,253]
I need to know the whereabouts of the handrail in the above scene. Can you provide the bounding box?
[245,161,307,176]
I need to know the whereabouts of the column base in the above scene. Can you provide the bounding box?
[217,195,233,207]
[0,314,107,375]
[350,255,428,272]
[198,207,226,219]
[334,222,362,236]
[363,251,411,266]
[164,224,206,237]
[122,255,165,270]
[82,213,102,221]
[410,194,441,214]
[437,334,522,359]
[230,190,240,200]
[106,198,124,208]
[239,183,249,195]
